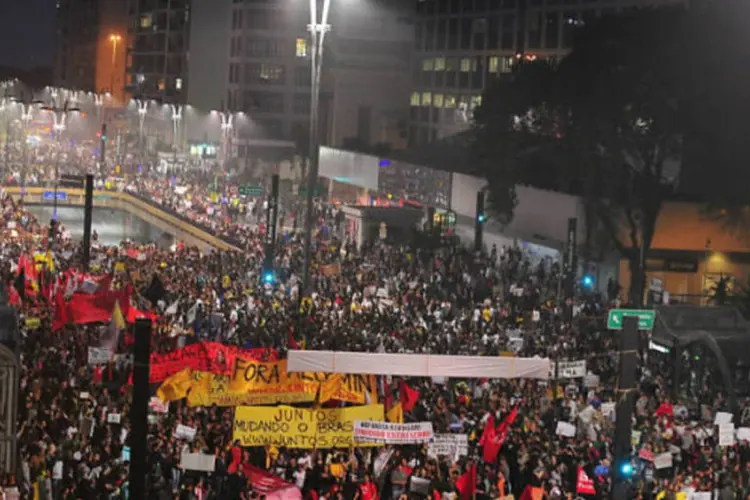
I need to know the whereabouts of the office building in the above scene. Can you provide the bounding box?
[126,0,191,103]
[409,0,683,146]
[54,0,128,103]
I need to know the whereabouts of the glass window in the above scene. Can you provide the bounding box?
[446,58,457,71]
[421,92,432,106]
[434,57,446,71]
[460,58,472,72]
[422,58,434,71]
[411,92,420,106]
[489,56,499,73]
[295,38,308,57]
[471,95,482,109]
[444,95,456,108]
[140,14,152,28]
[433,94,444,108]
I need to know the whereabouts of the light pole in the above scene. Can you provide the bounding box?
[301,0,332,297]
[213,109,234,170]
[94,94,104,123]
[41,102,81,221]
[169,104,183,152]
[13,97,42,199]
[0,97,10,177]
[133,99,148,154]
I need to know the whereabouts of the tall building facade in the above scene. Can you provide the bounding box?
[126,0,191,103]
[187,0,413,151]
[409,0,683,146]
[54,0,128,103]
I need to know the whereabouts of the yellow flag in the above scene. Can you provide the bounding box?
[156,368,194,402]
[318,373,344,404]
[112,300,126,330]
[387,402,404,424]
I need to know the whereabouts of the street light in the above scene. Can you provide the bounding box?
[12,96,43,199]
[41,101,81,222]
[301,0,333,297]
[212,109,234,169]
[168,104,183,152]
[94,94,104,123]
[109,33,122,65]
[132,99,149,153]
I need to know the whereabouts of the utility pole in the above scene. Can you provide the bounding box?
[99,123,107,173]
[474,190,486,252]
[610,315,638,499]
[82,174,94,270]
[130,319,152,500]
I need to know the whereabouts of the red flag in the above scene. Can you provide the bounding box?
[6,285,21,307]
[519,485,544,500]
[399,379,419,412]
[482,404,519,464]
[287,329,299,350]
[455,462,476,500]
[68,289,131,325]
[52,287,71,332]
[126,306,159,324]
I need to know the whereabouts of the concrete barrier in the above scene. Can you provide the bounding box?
[5,187,241,252]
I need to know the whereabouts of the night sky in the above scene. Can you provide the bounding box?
[0,0,57,69]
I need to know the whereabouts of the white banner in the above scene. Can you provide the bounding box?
[107,413,121,424]
[149,397,169,414]
[550,360,586,379]
[88,347,112,365]
[175,424,197,442]
[427,434,468,459]
[654,452,673,470]
[555,421,576,438]
[718,423,735,447]
[353,421,434,444]
[180,452,216,472]
[288,351,551,379]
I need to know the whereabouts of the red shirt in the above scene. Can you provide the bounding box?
[359,481,377,500]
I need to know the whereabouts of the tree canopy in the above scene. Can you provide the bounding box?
[471,1,750,304]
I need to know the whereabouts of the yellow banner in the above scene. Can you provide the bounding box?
[185,359,377,407]
[233,404,384,448]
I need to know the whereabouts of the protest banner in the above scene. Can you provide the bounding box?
[107,413,121,424]
[184,359,377,407]
[180,452,216,472]
[549,360,587,379]
[654,452,673,470]
[233,404,383,448]
[88,347,112,365]
[353,421,434,444]
[149,342,278,383]
[718,423,735,447]
[241,464,302,500]
[175,424,197,442]
[427,434,469,458]
[576,467,596,495]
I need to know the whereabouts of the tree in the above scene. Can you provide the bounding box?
[473,7,686,305]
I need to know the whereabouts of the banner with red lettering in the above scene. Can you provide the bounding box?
[149,342,278,383]
[576,466,596,495]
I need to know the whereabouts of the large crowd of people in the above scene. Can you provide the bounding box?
[1,137,750,500]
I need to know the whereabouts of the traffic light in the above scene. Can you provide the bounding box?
[477,212,486,223]
[475,190,485,252]
[618,460,634,478]
[100,123,107,141]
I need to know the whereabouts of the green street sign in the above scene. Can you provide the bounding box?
[239,185,264,196]
[607,309,656,330]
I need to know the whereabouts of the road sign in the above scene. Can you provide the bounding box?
[607,309,656,330]
[239,185,264,196]
[42,191,67,202]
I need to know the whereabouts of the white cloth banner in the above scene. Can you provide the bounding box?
[88,347,112,365]
[180,452,216,472]
[107,413,121,424]
[654,452,673,470]
[288,351,551,379]
[175,424,197,442]
[353,421,434,444]
[714,412,733,425]
[718,423,735,447]
[428,434,468,459]
[555,421,576,438]
[550,360,587,379]
[737,427,750,442]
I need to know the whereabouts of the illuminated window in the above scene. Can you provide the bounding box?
[260,64,285,83]
[140,14,153,28]
[421,92,432,106]
[296,38,308,57]
[460,58,471,72]
[175,78,183,90]
[489,56,499,73]
[471,95,482,109]
[434,57,446,71]
[410,92,420,106]
[444,95,456,108]
[433,94,444,108]
[158,79,165,91]
[422,58,434,71]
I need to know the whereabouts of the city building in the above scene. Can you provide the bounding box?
[408,0,684,146]
[54,0,128,103]
[187,0,413,153]
[126,0,191,103]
